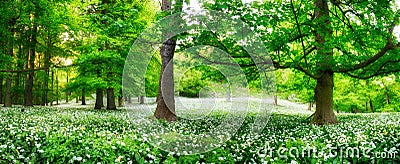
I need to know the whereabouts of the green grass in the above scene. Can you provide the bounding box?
[0,107,399,163]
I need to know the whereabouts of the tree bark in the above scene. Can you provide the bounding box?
[273,95,278,106]
[50,69,54,106]
[312,73,338,124]
[56,72,59,105]
[94,88,103,109]
[118,89,123,107]
[4,77,12,107]
[311,0,338,124]
[369,99,374,113]
[128,95,132,104]
[106,87,117,110]
[13,72,20,105]
[139,95,145,104]
[42,31,51,106]
[66,71,69,103]
[5,21,14,107]
[24,25,37,107]
[81,88,86,105]
[385,90,390,105]
[153,0,182,121]
[226,85,231,102]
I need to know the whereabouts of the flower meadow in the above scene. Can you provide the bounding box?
[0,106,399,163]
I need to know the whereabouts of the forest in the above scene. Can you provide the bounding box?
[0,0,400,163]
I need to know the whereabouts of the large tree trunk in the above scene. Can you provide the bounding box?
[312,73,337,124]
[25,72,34,107]
[154,39,177,121]
[94,88,103,109]
[106,88,117,110]
[153,0,182,121]
[311,0,338,124]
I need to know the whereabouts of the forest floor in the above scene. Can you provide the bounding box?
[0,97,399,163]
[55,96,313,114]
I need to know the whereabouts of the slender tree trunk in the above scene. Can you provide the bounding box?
[308,102,312,110]
[5,24,14,107]
[66,71,69,103]
[42,75,48,106]
[369,99,374,113]
[273,95,278,106]
[311,0,338,125]
[14,44,23,105]
[139,95,145,104]
[4,77,12,107]
[118,89,123,107]
[13,74,19,105]
[385,90,390,105]
[50,69,54,106]
[226,86,231,102]
[42,31,51,106]
[365,101,368,112]
[56,72,59,105]
[81,88,86,105]
[95,88,103,109]
[3,28,12,107]
[106,88,117,110]
[128,95,132,104]
[25,25,37,107]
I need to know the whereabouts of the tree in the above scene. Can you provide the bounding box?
[69,0,156,110]
[206,0,400,124]
[153,0,184,121]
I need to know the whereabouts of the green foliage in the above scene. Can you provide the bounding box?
[144,54,161,97]
[178,69,208,98]
[276,69,315,103]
